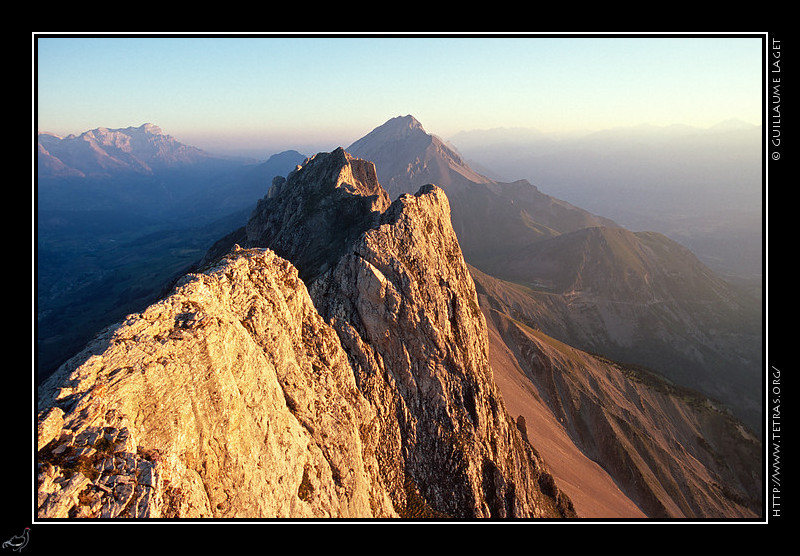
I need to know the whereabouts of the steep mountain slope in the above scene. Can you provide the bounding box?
[473,227,762,432]
[238,148,575,518]
[37,148,575,519]
[38,248,395,518]
[35,120,762,520]
[449,122,763,284]
[347,115,617,265]
[347,115,762,433]
[472,265,762,518]
[347,114,493,198]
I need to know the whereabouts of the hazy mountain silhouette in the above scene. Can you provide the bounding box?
[347,115,617,269]
[449,122,763,286]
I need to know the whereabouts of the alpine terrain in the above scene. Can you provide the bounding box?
[37,148,576,519]
[35,117,762,520]
[37,124,306,382]
[348,115,762,434]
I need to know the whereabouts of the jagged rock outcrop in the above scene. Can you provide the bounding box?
[347,115,761,436]
[37,248,397,518]
[309,184,571,517]
[241,148,574,518]
[37,148,574,519]
[245,147,391,283]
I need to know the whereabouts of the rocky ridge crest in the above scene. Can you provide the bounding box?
[348,115,761,435]
[38,247,395,518]
[37,148,575,519]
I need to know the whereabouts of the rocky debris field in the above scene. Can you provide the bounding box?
[37,407,164,518]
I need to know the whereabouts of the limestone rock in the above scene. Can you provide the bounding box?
[242,148,575,518]
[37,148,575,519]
[37,248,397,519]
[244,147,391,283]
[310,184,573,517]
[37,406,64,451]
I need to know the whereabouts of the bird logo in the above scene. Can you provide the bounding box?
[2,528,29,552]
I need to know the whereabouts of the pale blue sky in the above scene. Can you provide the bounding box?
[35,33,764,156]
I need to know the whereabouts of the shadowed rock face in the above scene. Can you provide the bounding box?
[348,116,762,436]
[244,147,391,283]
[36,148,575,519]
[244,149,575,518]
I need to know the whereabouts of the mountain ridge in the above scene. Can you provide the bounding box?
[35,116,763,520]
[474,224,762,431]
[347,115,617,268]
[447,120,763,283]
[37,123,217,178]
[347,115,493,197]
[471,264,762,518]
[36,130,307,384]
[37,147,576,519]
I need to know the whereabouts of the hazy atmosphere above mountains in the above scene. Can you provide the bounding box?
[30,32,774,531]
[37,34,762,155]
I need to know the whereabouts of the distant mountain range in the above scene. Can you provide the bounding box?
[37,123,308,221]
[448,120,763,285]
[37,123,215,178]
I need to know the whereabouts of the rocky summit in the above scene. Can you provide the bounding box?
[37,148,575,519]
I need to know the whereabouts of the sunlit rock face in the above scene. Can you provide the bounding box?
[37,148,574,519]
[310,184,573,518]
[37,247,397,518]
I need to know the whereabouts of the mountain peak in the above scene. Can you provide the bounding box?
[387,113,425,131]
[139,122,163,135]
[37,123,212,178]
[38,142,577,519]
[78,123,164,141]
[242,148,391,282]
[348,116,491,198]
[351,114,428,148]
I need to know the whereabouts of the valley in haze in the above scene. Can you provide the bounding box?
[35,115,765,521]
[448,121,763,293]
